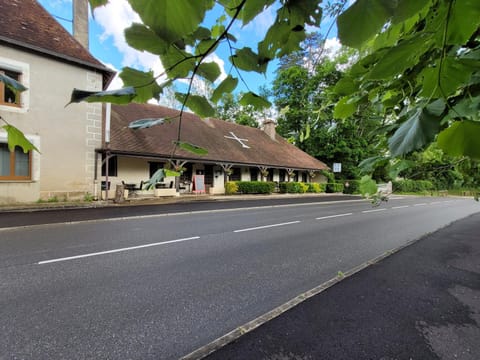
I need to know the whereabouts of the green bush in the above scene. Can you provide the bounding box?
[307,183,323,193]
[225,181,238,195]
[393,179,434,192]
[326,183,344,193]
[279,182,314,193]
[236,181,275,194]
[342,180,360,194]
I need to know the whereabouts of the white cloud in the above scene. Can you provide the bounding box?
[93,1,229,94]
[324,37,342,58]
[93,0,163,76]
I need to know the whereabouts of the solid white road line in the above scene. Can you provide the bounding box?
[38,236,200,265]
[233,221,301,233]
[316,213,353,220]
[362,208,387,213]
[392,205,409,209]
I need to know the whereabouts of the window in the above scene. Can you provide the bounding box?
[0,143,31,180]
[0,69,22,107]
[101,153,117,176]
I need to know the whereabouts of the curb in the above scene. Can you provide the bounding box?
[0,193,361,213]
[180,237,420,360]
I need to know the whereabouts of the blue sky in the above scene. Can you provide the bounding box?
[38,0,341,99]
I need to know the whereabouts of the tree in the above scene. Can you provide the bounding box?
[333,0,480,160]
[272,49,382,179]
[5,0,479,162]
[216,92,259,128]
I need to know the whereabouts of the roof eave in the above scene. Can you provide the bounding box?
[97,149,328,172]
[0,36,116,89]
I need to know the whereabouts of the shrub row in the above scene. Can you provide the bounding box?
[392,179,434,192]
[226,181,331,194]
[342,180,360,194]
[236,181,275,194]
[279,182,328,193]
[279,182,308,193]
[326,182,345,193]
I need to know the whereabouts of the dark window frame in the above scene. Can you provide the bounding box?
[0,69,22,108]
[0,143,32,180]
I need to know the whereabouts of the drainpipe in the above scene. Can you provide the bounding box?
[104,103,111,201]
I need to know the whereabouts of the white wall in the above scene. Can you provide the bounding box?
[0,45,104,203]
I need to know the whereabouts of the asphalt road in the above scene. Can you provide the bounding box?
[0,196,478,359]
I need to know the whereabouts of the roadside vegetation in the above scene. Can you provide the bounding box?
[2,1,478,201]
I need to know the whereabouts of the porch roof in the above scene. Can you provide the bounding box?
[108,103,328,172]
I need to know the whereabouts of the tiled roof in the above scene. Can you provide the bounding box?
[109,103,329,171]
[0,0,114,85]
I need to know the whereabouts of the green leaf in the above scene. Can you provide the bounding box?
[239,1,275,25]
[334,77,356,96]
[437,121,480,159]
[388,159,415,179]
[425,99,446,116]
[230,47,267,74]
[120,67,162,103]
[88,0,108,11]
[197,62,221,83]
[367,35,431,80]
[211,76,238,103]
[195,38,218,55]
[68,87,136,105]
[258,21,305,60]
[391,0,431,24]
[129,0,214,44]
[124,23,169,55]
[0,73,27,92]
[420,57,479,98]
[129,118,165,129]
[2,125,39,153]
[448,97,480,120]
[175,141,208,156]
[359,175,378,197]
[160,47,196,79]
[175,93,215,118]
[388,107,440,156]
[334,97,357,119]
[337,0,393,48]
[358,156,387,174]
[164,169,181,177]
[448,0,480,45]
[239,92,271,110]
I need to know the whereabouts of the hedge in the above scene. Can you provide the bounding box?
[236,181,275,194]
[392,179,434,192]
[278,182,306,193]
[326,182,345,193]
[342,180,360,194]
[307,182,326,193]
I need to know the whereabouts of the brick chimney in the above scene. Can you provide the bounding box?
[263,119,276,140]
[73,0,89,49]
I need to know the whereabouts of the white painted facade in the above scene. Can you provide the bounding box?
[99,155,326,197]
[0,45,103,204]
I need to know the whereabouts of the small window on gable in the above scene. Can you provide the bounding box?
[0,69,22,107]
[0,143,32,180]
